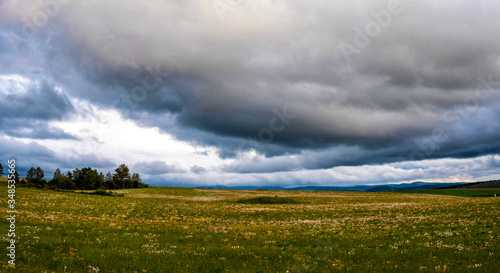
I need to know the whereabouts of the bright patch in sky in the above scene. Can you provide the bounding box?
[47,102,230,172]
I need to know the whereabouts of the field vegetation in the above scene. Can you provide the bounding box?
[403,189,500,197]
[0,181,498,272]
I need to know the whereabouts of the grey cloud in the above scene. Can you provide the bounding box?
[0,77,75,139]
[1,121,76,140]
[0,79,73,119]
[143,155,500,187]
[0,134,56,177]
[134,160,186,175]
[223,102,500,174]
[0,132,117,178]
[190,165,206,174]
[50,150,117,178]
[1,0,500,182]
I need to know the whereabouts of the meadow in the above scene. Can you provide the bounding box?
[0,181,498,272]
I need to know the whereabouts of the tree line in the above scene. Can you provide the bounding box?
[0,163,20,184]
[0,163,148,190]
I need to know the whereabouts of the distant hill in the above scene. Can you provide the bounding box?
[352,182,465,192]
[283,182,465,192]
[197,181,467,192]
[439,180,500,189]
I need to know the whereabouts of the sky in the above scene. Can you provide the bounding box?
[1,0,500,187]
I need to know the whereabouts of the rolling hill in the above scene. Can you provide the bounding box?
[439,179,500,189]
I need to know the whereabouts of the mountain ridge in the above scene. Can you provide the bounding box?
[196,181,469,192]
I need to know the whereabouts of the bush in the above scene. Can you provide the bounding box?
[236,196,300,204]
[87,189,124,197]
[54,189,75,193]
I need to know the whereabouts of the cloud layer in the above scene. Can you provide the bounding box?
[0,0,499,185]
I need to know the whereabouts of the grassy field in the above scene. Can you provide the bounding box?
[0,182,499,272]
[402,189,500,197]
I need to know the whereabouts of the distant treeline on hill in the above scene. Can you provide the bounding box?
[9,164,148,190]
[440,179,500,189]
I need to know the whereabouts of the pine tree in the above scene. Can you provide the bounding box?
[131,173,141,188]
[113,164,131,189]
[13,171,20,184]
[51,168,63,189]
[26,167,36,185]
[96,172,105,189]
[35,167,45,188]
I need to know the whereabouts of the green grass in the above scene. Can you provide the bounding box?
[236,196,300,204]
[403,188,500,197]
[0,185,499,272]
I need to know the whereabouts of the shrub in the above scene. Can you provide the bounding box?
[236,196,300,204]
[87,189,124,197]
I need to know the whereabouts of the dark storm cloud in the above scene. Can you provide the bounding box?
[0,134,55,159]
[0,132,116,179]
[1,120,76,139]
[1,0,500,178]
[0,78,75,139]
[224,103,500,174]
[55,153,116,170]
[0,134,56,177]
[130,111,305,159]
[0,80,73,119]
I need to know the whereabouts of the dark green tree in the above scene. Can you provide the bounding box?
[13,171,20,184]
[72,168,82,189]
[35,167,44,180]
[19,164,146,190]
[50,168,63,189]
[62,175,75,190]
[104,171,115,189]
[113,164,131,189]
[26,167,36,185]
[86,168,98,190]
[53,168,62,179]
[131,172,141,188]
[96,172,105,189]
[35,167,45,188]
[0,163,3,176]
[73,167,100,190]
